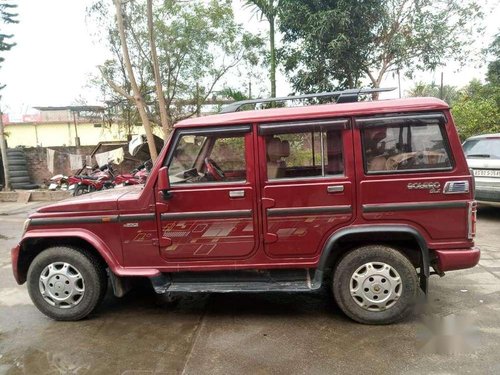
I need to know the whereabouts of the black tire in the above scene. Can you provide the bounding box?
[11,183,39,190]
[10,176,30,184]
[27,246,108,321]
[7,164,29,173]
[7,150,24,157]
[332,245,418,325]
[7,158,27,166]
[8,170,29,178]
[73,184,90,196]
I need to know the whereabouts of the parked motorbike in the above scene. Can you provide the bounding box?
[69,163,115,196]
[113,160,152,187]
[48,174,70,191]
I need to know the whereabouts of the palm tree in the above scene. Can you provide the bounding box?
[244,0,280,98]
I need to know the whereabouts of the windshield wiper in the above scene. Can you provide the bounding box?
[467,154,491,158]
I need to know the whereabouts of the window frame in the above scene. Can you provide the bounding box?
[258,118,348,182]
[357,112,455,175]
[164,125,251,186]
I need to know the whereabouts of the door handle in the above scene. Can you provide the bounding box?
[229,190,245,198]
[327,185,344,193]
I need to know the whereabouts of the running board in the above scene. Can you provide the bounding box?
[149,269,322,294]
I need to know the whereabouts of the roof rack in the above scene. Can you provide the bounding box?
[219,87,396,114]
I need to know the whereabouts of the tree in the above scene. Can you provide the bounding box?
[90,0,262,138]
[366,0,482,97]
[0,2,18,191]
[147,0,169,137]
[486,32,500,86]
[279,0,483,97]
[451,79,499,140]
[111,0,158,161]
[279,0,383,93]
[0,2,18,89]
[406,81,459,104]
[244,0,280,97]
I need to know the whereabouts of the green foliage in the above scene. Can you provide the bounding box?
[369,0,482,77]
[0,2,18,89]
[219,87,249,101]
[486,33,500,86]
[89,0,263,125]
[451,80,500,140]
[406,81,459,104]
[244,0,281,97]
[279,0,382,92]
[278,0,483,94]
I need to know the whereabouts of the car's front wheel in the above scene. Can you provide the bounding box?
[332,245,418,325]
[27,246,107,321]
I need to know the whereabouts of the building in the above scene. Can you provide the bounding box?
[3,106,141,147]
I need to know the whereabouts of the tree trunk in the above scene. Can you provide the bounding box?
[0,110,10,191]
[269,15,276,98]
[114,0,158,161]
[147,0,170,139]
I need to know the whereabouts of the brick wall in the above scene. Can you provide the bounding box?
[22,146,140,185]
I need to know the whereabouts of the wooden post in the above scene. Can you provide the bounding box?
[0,103,10,191]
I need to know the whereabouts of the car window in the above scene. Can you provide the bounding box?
[463,138,500,159]
[362,120,452,173]
[264,129,343,180]
[168,134,246,184]
[169,135,206,176]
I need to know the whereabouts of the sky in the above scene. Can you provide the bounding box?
[0,0,499,117]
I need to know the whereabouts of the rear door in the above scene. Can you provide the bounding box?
[355,112,472,241]
[258,119,355,258]
[155,125,259,261]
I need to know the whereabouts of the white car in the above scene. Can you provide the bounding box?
[463,133,500,207]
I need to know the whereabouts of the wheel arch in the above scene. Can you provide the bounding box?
[316,225,429,286]
[16,229,119,284]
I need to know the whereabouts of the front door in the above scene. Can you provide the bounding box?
[156,125,259,261]
[258,119,355,258]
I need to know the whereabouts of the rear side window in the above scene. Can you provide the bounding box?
[257,119,347,180]
[360,114,452,173]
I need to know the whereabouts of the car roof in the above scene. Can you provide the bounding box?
[175,97,449,129]
[464,133,500,141]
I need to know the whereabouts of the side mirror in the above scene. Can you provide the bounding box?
[157,166,171,199]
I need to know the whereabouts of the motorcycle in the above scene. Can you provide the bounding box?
[69,163,115,196]
[48,174,70,191]
[113,160,152,187]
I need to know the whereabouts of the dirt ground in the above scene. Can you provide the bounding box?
[1,202,500,374]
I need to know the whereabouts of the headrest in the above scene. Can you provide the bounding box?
[281,140,290,158]
[267,138,282,161]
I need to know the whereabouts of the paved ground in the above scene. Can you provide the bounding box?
[0,202,499,374]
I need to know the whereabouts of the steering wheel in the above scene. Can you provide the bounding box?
[204,158,225,181]
[386,151,446,170]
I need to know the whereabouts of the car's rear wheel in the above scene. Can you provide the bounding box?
[332,245,418,325]
[27,246,107,321]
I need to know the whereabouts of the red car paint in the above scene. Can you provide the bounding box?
[12,97,479,286]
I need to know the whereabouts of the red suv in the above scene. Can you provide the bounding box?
[11,90,480,324]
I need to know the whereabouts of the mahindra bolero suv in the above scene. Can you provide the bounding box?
[11,90,480,324]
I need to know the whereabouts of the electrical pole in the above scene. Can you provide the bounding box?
[397,69,402,99]
[440,72,444,100]
[0,98,10,191]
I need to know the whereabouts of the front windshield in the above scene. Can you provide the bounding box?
[463,138,500,159]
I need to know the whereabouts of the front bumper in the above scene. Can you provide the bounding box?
[11,244,22,284]
[433,247,480,272]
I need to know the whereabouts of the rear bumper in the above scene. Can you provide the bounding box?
[433,247,480,272]
[11,244,22,284]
